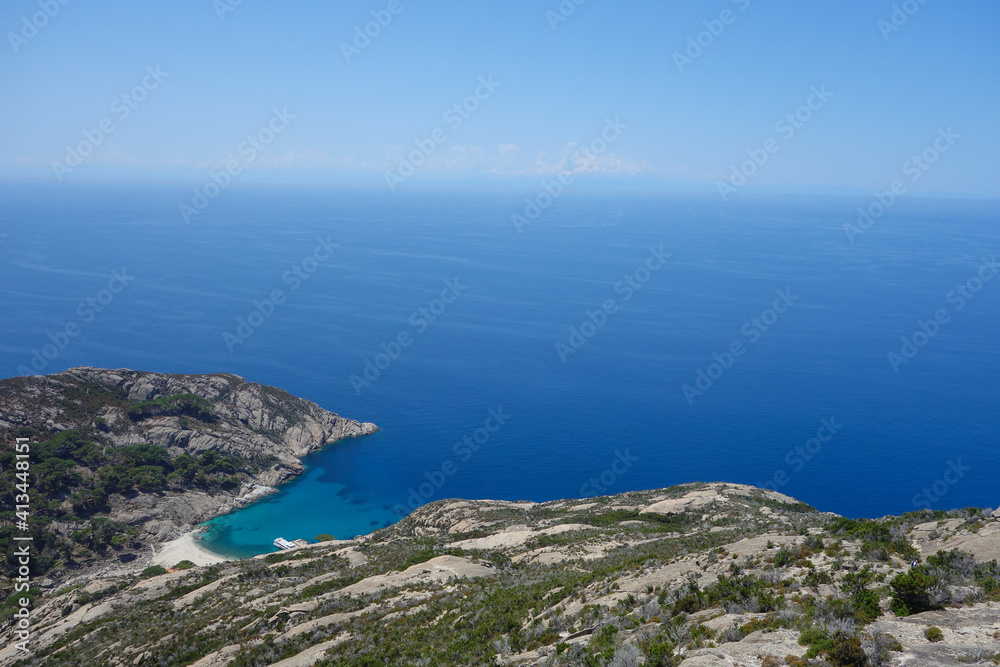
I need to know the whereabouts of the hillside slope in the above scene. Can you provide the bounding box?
[4,482,999,667]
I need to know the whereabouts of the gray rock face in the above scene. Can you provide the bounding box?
[4,366,376,466]
[111,491,224,541]
[63,366,377,463]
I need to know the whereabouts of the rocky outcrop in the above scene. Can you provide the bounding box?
[52,367,375,477]
[0,367,377,548]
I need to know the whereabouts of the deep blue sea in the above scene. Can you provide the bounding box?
[2,182,998,558]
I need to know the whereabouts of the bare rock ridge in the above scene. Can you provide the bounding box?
[57,366,378,479]
[0,367,377,556]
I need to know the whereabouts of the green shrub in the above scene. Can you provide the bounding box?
[799,626,834,658]
[173,560,196,570]
[925,626,944,642]
[774,546,796,567]
[803,570,833,587]
[890,570,938,616]
[126,393,214,422]
[925,549,1000,599]
[583,509,691,532]
[799,627,866,666]
[589,624,618,654]
[140,565,167,579]
[704,574,783,612]
[851,588,881,622]
[642,633,682,666]
[830,631,866,666]
[828,517,920,562]
[839,567,881,622]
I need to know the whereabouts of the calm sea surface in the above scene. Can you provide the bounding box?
[2,182,997,557]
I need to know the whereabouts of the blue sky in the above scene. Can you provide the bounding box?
[2,0,998,196]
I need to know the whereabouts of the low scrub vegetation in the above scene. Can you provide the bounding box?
[0,428,273,580]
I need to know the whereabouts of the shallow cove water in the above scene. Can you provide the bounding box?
[2,183,998,558]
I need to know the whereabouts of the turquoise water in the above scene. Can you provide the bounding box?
[199,441,399,558]
[2,183,998,558]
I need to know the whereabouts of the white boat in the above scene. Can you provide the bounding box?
[273,537,296,550]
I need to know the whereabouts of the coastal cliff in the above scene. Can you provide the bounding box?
[0,367,377,569]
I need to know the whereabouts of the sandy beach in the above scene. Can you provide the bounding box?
[151,531,230,568]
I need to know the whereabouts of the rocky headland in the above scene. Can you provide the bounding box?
[0,367,377,575]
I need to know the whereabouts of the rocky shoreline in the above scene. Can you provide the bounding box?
[0,367,378,583]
